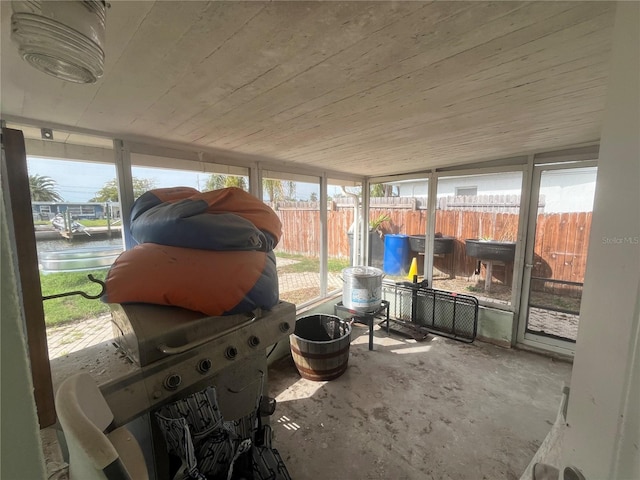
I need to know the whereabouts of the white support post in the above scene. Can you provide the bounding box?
[362,179,371,267]
[425,173,438,287]
[561,3,640,478]
[249,162,261,200]
[113,139,135,250]
[319,174,328,296]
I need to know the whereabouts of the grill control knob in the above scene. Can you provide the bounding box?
[225,346,238,360]
[163,374,182,391]
[197,358,212,374]
[279,322,290,332]
[248,336,260,348]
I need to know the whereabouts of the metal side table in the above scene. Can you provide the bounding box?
[334,300,390,351]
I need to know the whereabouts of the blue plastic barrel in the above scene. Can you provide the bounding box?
[383,234,410,275]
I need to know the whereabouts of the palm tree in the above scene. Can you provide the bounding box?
[263,179,285,202]
[370,183,395,197]
[206,174,227,191]
[89,177,156,202]
[29,174,63,202]
[284,181,296,200]
[224,175,247,190]
[206,174,247,191]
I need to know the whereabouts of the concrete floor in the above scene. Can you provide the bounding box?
[267,324,572,480]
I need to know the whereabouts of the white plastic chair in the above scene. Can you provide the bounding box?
[55,373,149,480]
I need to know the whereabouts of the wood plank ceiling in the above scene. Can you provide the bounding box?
[0,1,615,177]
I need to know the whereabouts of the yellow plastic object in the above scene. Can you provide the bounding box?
[407,257,418,280]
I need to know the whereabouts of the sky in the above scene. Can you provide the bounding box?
[27,157,337,202]
[27,157,209,202]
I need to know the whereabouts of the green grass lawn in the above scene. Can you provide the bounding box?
[40,269,110,326]
[78,219,111,227]
[34,219,112,227]
[275,252,350,274]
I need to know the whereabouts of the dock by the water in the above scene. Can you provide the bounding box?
[36,226,122,241]
[59,225,122,240]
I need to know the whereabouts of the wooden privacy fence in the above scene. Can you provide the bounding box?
[438,194,525,213]
[272,201,592,285]
[531,212,592,285]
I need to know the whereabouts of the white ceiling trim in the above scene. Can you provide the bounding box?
[130,153,248,177]
[24,138,114,164]
[5,114,366,183]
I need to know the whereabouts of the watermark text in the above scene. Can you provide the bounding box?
[602,236,639,245]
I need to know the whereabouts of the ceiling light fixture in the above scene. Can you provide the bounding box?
[10,1,107,84]
[41,128,53,140]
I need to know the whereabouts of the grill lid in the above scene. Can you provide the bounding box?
[110,301,295,367]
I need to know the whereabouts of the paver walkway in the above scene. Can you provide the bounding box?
[527,307,579,341]
[47,314,113,359]
[278,271,342,294]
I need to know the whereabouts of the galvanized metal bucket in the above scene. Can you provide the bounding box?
[341,266,383,312]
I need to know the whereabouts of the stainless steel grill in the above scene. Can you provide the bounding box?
[102,301,296,426]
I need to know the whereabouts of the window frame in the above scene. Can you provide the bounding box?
[455,186,478,197]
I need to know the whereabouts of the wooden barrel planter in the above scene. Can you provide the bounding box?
[290,314,352,381]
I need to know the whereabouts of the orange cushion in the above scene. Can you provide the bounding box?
[104,243,278,316]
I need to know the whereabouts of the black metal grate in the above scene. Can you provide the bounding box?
[382,281,479,343]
